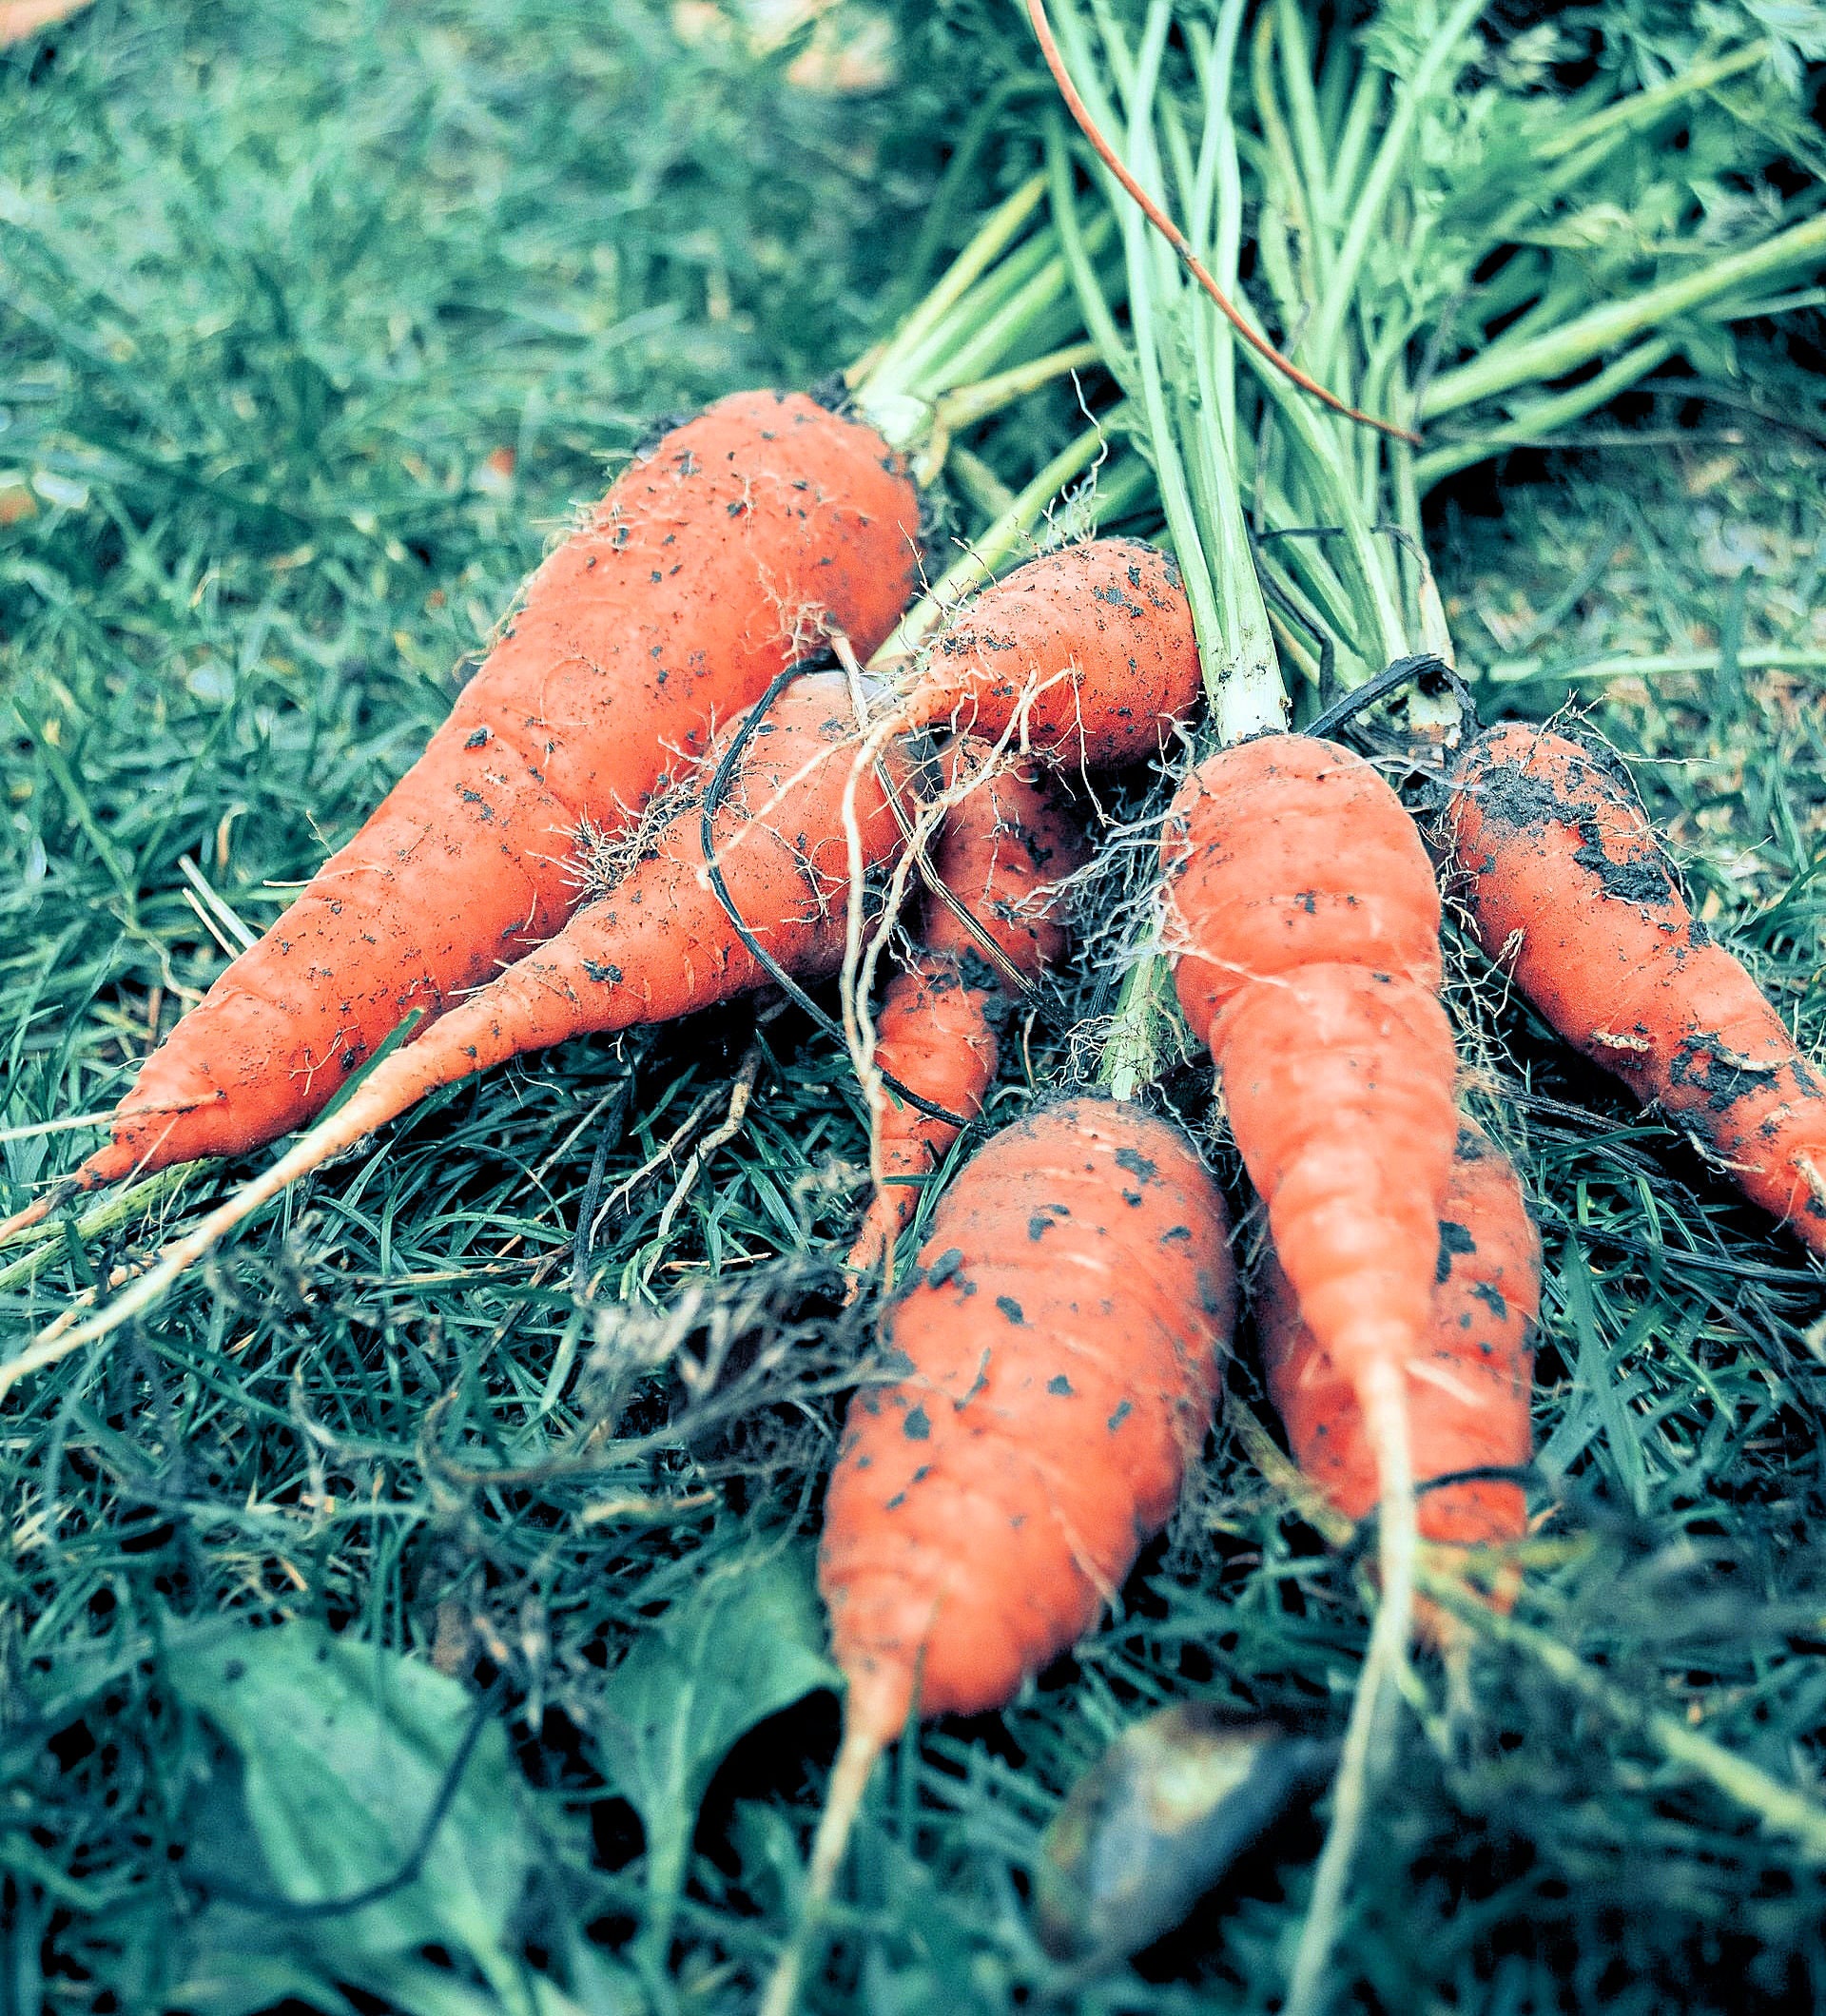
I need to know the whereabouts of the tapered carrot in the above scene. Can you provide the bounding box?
[1161,732,1459,2013]
[846,744,1085,1275]
[1258,1121,1541,1569]
[24,533,1207,1367]
[1448,723,1826,1254]
[4,393,920,1236]
[20,674,920,1371]
[1163,735,1461,1508]
[763,1095,1235,2015]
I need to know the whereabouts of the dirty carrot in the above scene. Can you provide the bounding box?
[2,393,921,1238]
[1258,1120,1541,1591]
[15,674,921,1377]
[763,1095,1235,2016]
[1449,722,1826,1256]
[847,744,1085,1276]
[877,535,1202,769]
[1163,735,1461,1514]
[1161,731,1460,2014]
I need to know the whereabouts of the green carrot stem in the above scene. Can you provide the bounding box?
[1734,284,1826,318]
[1273,0,1333,273]
[873,223,1075,400]
[942,445,1015,522]
[1303,0,1486,383]
[1240,332,1406,663]
[1047,119,1134,381]
[1253,10,1321,313]
[1098,954,1183,1102]
[873,426,1145,661]
[1204,0,1250,450]
[931,340,1104,433]
[923,226,1111,394]
[1422,205,1826,417]
[1325,43,1379,227]
[1413,336,1677,490]
[854,174,1046,396]
[1534,42,1764,164]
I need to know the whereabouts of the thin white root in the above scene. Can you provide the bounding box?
[757,1721,884,2016]
[845,750,950,1158]
[644,1046,764,1262]
[695,733,848,883]
[843,738,1018,1176]
[592,1085,725,1236]
[1281,1354,1418,2016]
[0,1122,340,1402]
[837,704,921,1105]
[837,663,1072,1133]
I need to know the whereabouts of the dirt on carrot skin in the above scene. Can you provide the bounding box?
[1164,734,1461,1424]
[822,1095,1237,1744]
[52,391,923,1201]
[1448,723,1826,1250]
[849,744,1087,1273]
[1257,1120,1542,1561]
[901,537,1201,769]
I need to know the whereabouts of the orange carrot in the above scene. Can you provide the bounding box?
[1258,1121,1541,1563]
[1162,735,1461,1492]
[1449,723,1826,1254]
[763,1095,1235,2016]
[13,392,919,1228]
[24,533,1208,1357]
[847,745,1085,1275]
[884,536,1200,769]
[27,673,922,1364]
[1160,733,1461,2012]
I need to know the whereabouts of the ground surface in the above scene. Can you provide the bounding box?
[4,5,1826,2014]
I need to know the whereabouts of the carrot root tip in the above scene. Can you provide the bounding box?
[1282,1358,1419,2016]
[757,1721,885,2016]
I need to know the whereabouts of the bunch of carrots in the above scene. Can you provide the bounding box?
[5,3,1825,2010]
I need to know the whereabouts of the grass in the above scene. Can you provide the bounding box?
[4,4,1826,2013]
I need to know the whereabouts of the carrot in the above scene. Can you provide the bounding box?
[763,1095,1235,2015]
[1257,1121,1541,1573]
[1448,722,1826,1254]
[880,536,1201,768]
[1162,735,1461,1501]
[846,744,1085,1276]
[24,534,1204,1366]
[1160,731,1460,2012]
[7,391,920,1234]
[21,673,922,1369]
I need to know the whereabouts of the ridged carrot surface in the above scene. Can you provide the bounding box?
[61,391,920,1194]
[1449,723,1826,1253]
[1259,1122,1541,1553]
[893,537,1200,768]
[1163,736,1460,1425]
[847,746,1084,1274]
[821,1096,1236,1746]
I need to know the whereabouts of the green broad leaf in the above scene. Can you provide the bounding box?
[165,1619,533,1973]
[592,1543,839,1959]
[162,1753,359,2016]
